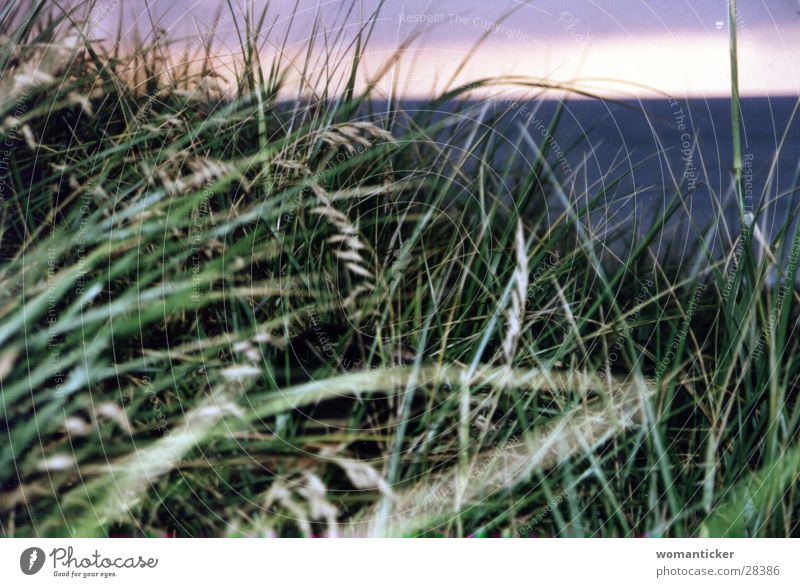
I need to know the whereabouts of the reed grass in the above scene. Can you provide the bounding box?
[1,1,800,538]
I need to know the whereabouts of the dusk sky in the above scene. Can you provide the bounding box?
[96,0,800,98]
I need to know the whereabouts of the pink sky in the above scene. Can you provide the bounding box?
[92,0,800,98]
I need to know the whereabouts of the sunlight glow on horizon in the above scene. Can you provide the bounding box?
[93,1,800,100]
[355,29,800,100]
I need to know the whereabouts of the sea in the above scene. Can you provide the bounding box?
[390,96,800,264]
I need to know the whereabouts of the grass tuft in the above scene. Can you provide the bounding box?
[1,2,800,538]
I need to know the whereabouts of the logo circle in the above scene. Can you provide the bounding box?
[20,547,46,575]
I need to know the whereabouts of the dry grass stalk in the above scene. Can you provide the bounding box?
[346,374,650,537]
[311,203,376,304]
[51,377,255,534]
[0,36,80,101]
[503,220,528,362]
[318,122,394,154]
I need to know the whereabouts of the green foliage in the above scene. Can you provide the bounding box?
[1,1,799,537]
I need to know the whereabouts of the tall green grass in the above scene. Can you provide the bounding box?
[1,1,799,537]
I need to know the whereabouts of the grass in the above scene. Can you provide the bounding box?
[1,0,800,537]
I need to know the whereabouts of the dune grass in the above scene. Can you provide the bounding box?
[1,0,800,537]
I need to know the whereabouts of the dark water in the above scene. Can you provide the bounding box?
[391,96,800,260]
[537,97,799,258]
[548,97,798,227]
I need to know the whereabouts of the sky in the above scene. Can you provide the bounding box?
[94,0,800,98]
